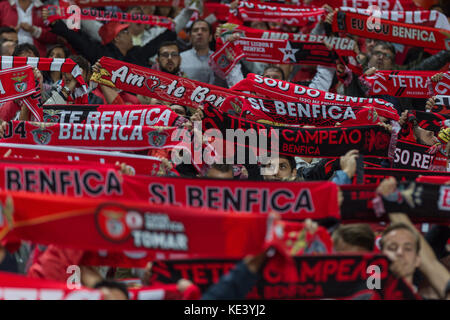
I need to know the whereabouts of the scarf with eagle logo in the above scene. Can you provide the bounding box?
[0,56,88,104]
[0,65,42,121]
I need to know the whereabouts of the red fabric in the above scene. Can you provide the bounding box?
[93,57,257,109]
[119,92,140,105]
[27,245,84,282]
[361,71,450,98]
[0,191,272,260]
[98,21,130,45]
[231,73,399,121]
[0,1,58,57]
[0,100,21,121]
[47,2,174,31]
[332,11,450,51]
[0,271,103,299]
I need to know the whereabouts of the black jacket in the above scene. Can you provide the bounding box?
[50,21,176,67]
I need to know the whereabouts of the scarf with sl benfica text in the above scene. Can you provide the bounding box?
[231,74,399,121]
[219,95,380,127]
[202,103,393,158]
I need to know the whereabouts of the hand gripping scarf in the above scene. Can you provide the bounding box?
[0,65,42,121]
[46,1,174,30]
[0,56,88,104]
[231,73,399,121]
[332,11,450,51]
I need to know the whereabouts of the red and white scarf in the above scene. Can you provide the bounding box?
[210,36,354,78]
[220,95,380,127]
[230,1,325,26]
[318,0,418,11]
[0,65,42,121]
[0,56,88,103]
[231,73,399,121]
[0,272,103,300]
[332,11,450,51]
[0,120,185,152]
[0,191,273,260]
[361,71,450,98]
[0,143,178,176]
[46,1,175,30]
[91,56,256,109]
[73,0,184,7]
[340,7,450,30]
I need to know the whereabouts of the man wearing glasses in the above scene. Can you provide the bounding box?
[155,41,184,77]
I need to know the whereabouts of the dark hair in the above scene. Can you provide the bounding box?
[170,104,189,116]
[332,224,375,251]
[208,163,233,173]
[372,41,396,59]
[189,20,213,36]
[380,222,421,254]
[157,41,180,56]
[0,38,15,55]
[94,280,129,299]
[46,44,70,59]
[13,43,39,57]
[69,54,91,76]
[263,65,286,80]
[279,155,296,172]
[0,26,16,38]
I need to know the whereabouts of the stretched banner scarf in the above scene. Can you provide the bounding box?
[393,139,437,170]
[43,104,185,127]
[0,143,177,176]
[90,57,256,109]
[358,167,450,185]
[210,37,354,77]
[219,95,379,127]
[412,110,450,133]
[340,7,450,30]
[150,255,418,300]
[218,23,346,42]
[319,0,418,11]
[73,0,183,7]
[231,74,399,121]
[332,11,450,51]
[0,56,88,103]
[0,121,183,152]
[362,71,450,98]
[46,3,175,30]
[0,65,42,121]
[232,2,325,26]
[203,103,393,158]
[342,183,450,223]
[0,272,103,300]
[0,164,340,221]
[0,191,273,260]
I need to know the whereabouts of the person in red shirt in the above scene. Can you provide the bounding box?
[0,0,58,57]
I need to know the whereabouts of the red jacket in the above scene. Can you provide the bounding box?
[0,0,58,57]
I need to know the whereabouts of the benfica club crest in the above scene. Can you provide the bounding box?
[217,55,230,69]
[148,131,168,147]
[43,113,61,123]
[12,73,28,93]
[95,203,139,243]
[31,128,52,145]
